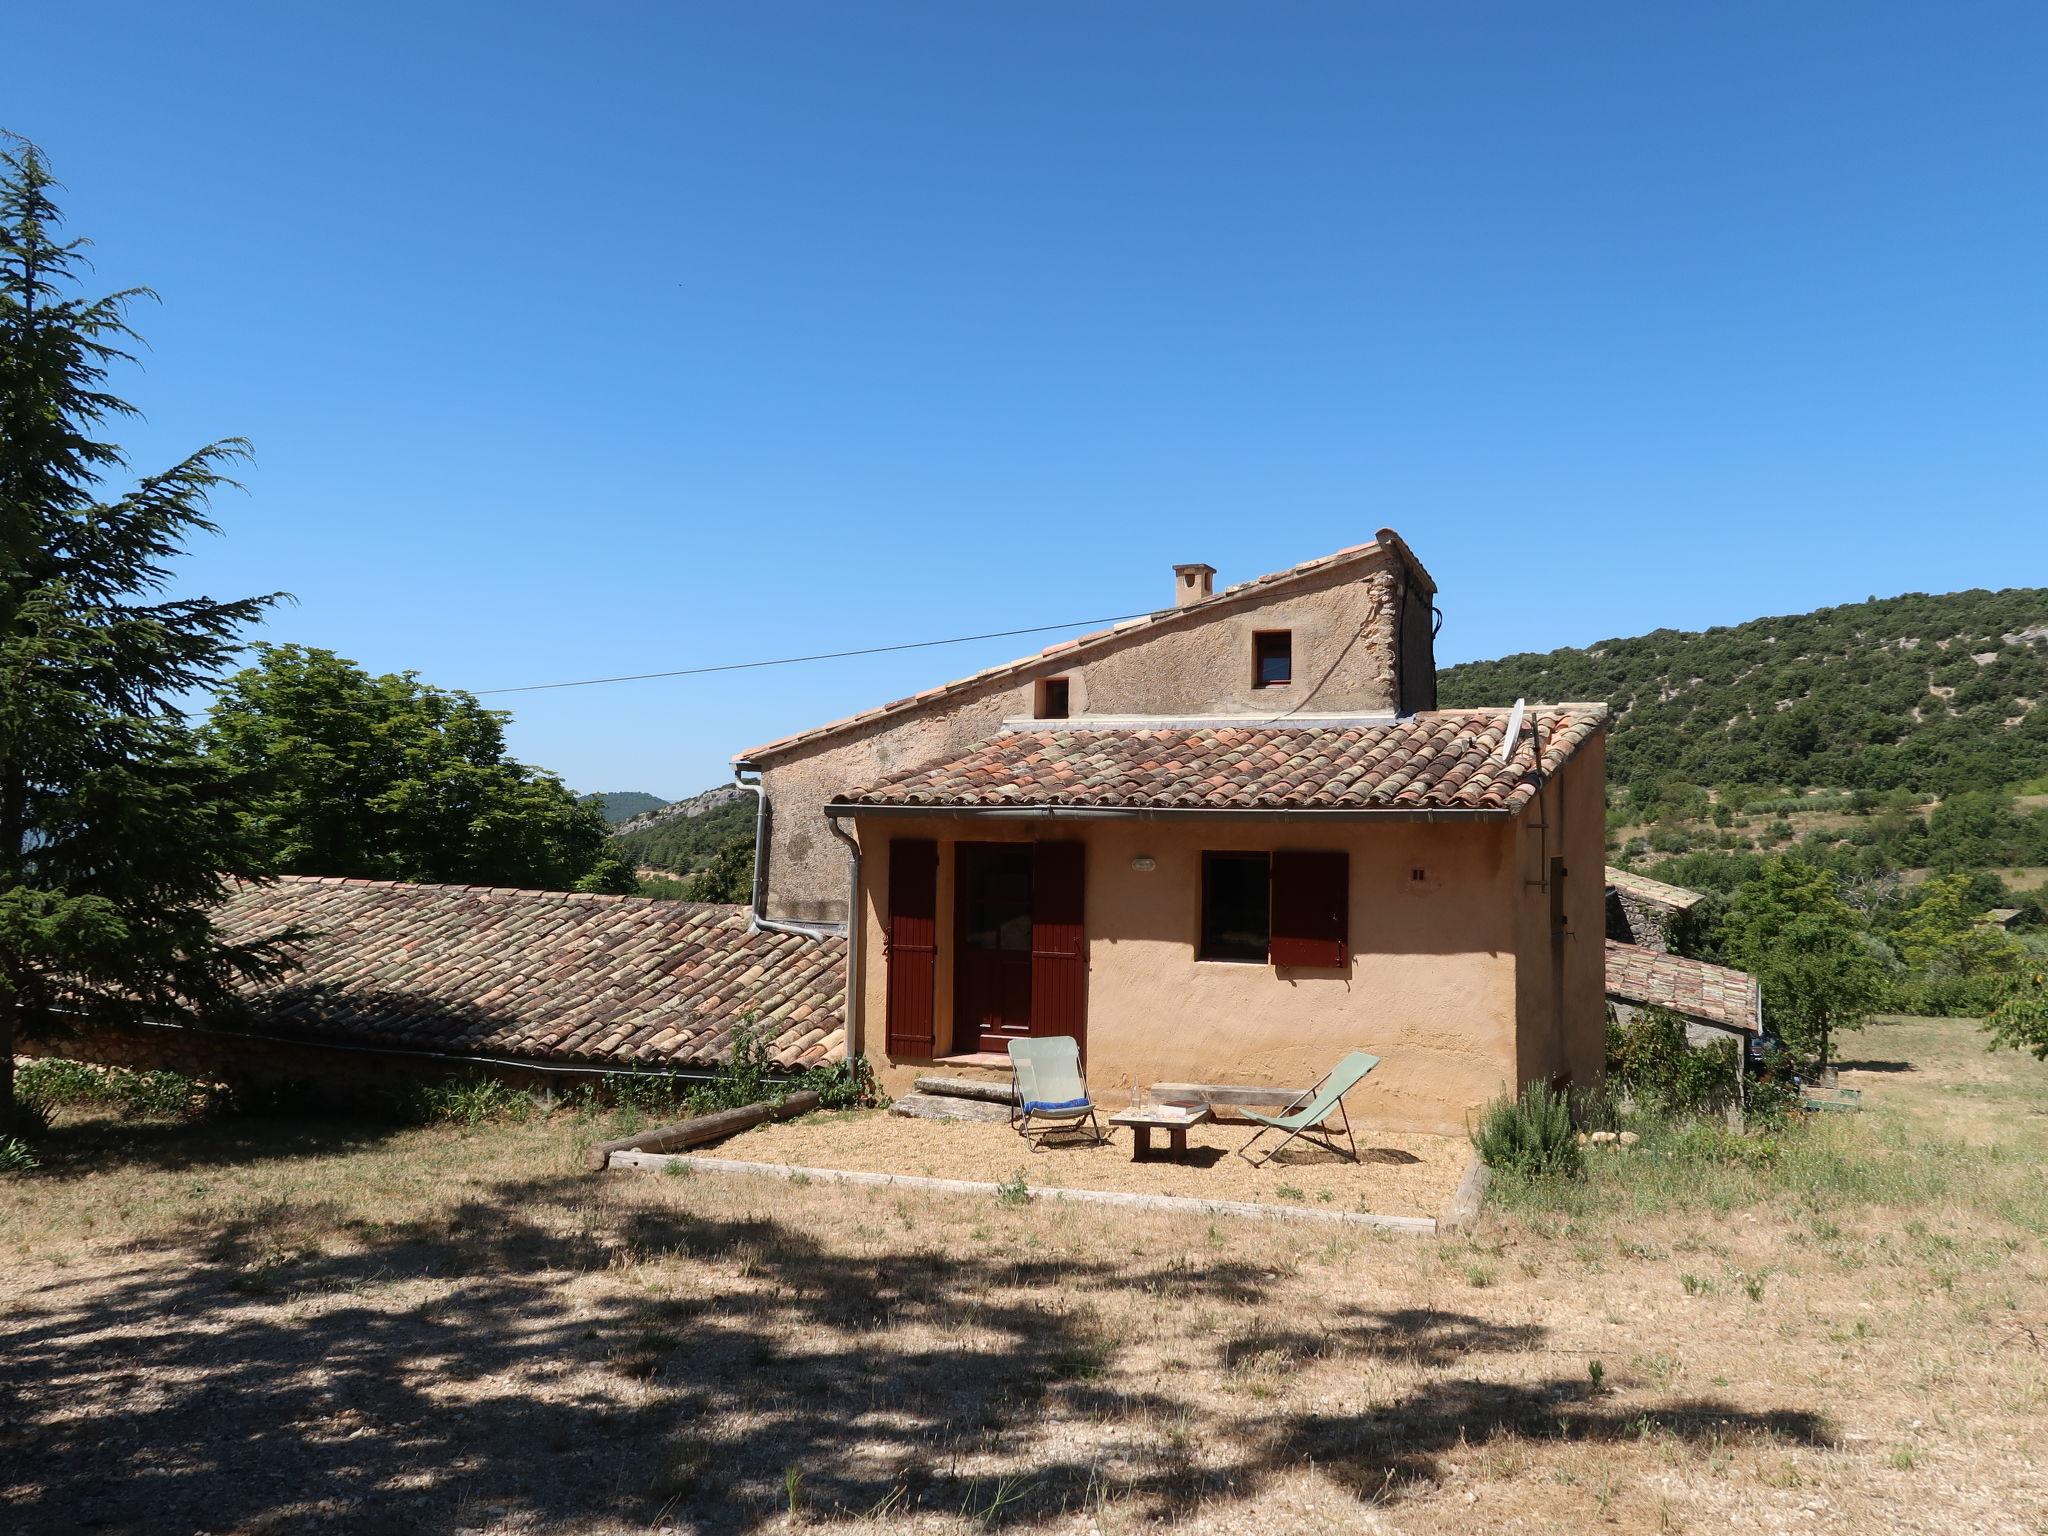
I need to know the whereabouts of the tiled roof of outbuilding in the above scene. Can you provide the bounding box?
[1604,867,1707,912]
[832,706,1607,816]
[211,876,845,1071]
[736,529,1437,764]
[1605,940,1761,1034]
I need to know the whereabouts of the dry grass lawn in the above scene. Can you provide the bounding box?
[705,1110,1467,1218]
[4,1017,2046,1534]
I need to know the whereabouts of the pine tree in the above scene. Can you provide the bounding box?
[0,139,291,1132]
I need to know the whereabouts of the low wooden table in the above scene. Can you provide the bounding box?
[1109,1102,1212,1161]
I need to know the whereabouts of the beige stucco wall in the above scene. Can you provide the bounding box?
[851,810,1532,1136]
[1506,730,1609,1095]
[751,544,1418,924]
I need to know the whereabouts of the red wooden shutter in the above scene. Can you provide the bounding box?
[1030,841,1087,1047]
[1269,850,1348,968]
[884,838,938,1057]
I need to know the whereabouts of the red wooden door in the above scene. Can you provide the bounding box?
[1030,841,1087,1050]
[884,838,938,1057]
[956,843,1034,1051]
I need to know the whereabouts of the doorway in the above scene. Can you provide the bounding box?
[954,842,1034,1051]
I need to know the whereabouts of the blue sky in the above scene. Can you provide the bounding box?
[14,2,2046,797]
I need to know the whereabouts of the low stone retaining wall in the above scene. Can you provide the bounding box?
[13,1018,718,1105]
[611,1150,1441,1234]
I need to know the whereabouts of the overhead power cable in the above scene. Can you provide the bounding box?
[472,611,1159,696]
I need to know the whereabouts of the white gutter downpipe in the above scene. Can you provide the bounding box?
[732,769,845,941]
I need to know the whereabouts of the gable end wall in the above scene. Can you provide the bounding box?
[751,545,1409,923]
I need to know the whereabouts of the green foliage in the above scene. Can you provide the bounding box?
[611,791,756,875]
[791,1052,882,1110]
[994,1169,1032,1206]
[681,834,756,904]
[583,791,669,825]
[636,874,697,901]
[1472,1081,1583,1179]
[1439,587,2048,799]
[1983,970,2048,1061]
[1721,856,1889,1064]
[1887,873,2028,1016]
[203,644,636,894]
[685,1021,780,1114]
[15,1059,207,1119]
[1605,1007,1739,1117]
[398,1072,535,1128]
[0,1136,38,1173]
[0,140,295,1134]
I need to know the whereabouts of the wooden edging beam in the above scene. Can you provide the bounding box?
[607,1150,1438,1235]
[584,1092,820,1172]
[1437,1155,1490,1235]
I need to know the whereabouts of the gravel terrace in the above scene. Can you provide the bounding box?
[703,1107,1470,1219]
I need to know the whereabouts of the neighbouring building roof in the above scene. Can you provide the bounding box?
[210,876,846,1072]
[735,529,1438,765]
[1604,940,1761,1034]
[830,706,1607,817]
[1603,867,1707,912]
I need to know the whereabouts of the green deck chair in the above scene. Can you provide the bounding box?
[1236,1051,1381,1167]
[1008,1036,1106,1152]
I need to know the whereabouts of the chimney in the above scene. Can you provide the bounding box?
[1173,562,1216,608]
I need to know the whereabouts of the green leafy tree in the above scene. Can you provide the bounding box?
[0,142,293,1132]
[682,832,755,904]
[1983,970,2048,1061]
[1720,855,1889,1067]
[1886,873,2026,1016]
[202,644,636,893]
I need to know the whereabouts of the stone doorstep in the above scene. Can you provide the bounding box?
[889,1092,1013,1124]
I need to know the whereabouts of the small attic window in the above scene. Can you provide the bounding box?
[1037,676,1071,719]
[1253,631,1292,688]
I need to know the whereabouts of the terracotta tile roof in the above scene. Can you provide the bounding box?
[832,706,1607,815]
[1605,940,1761,1034]
[211,876,845,1072]
[1604,866,1707,912]
[736,529,1437,764]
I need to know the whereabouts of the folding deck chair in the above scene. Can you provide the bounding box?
[1008,1036,1107,1152]
[1235,1051,1380,1167]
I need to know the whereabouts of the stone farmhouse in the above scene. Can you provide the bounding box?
[737,531,1610,1135]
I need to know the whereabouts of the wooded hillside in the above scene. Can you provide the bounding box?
[1439,587,2048,796]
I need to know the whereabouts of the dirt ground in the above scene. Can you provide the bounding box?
[3,1017,2045,1534]
[706,1109,1467,1219]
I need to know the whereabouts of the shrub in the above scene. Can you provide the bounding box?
[792,1053,881,1110]
[687,1021,779,1114]
[1472,1082,1583,1179]
[1607,1007,1740,1117]
[14,1061,204,1120]
[400,1073,535,1127]
[0,1136,39,1174]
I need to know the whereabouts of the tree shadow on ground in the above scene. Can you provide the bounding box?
[28,1108,401,1178]
[0,1169,1837,1534]
[1835,1059,1916,1073]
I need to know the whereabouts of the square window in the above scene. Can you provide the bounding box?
[1200,852,1270,962]
[1253,631,1292,688]
[1038,676,1070,720]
